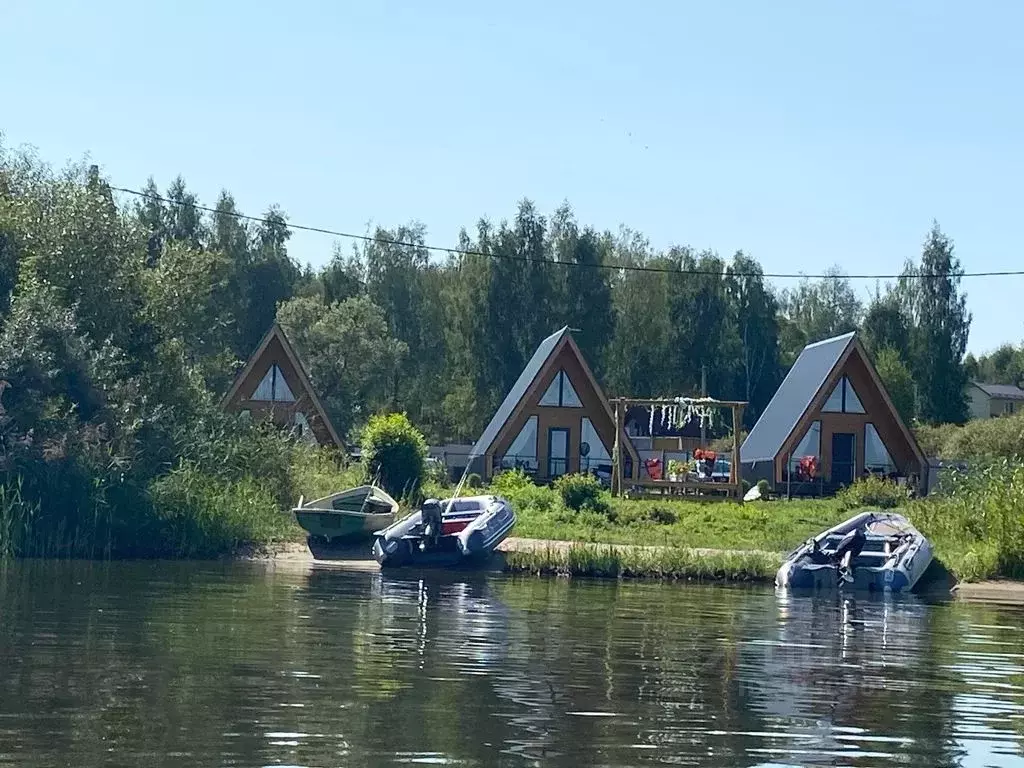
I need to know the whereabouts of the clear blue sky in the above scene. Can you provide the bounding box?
[5,1,1022,354]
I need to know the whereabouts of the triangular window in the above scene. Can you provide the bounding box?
[538,370,583,408]
[822,376,864,414]
[251,364,296,403]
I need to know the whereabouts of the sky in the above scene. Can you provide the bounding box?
[4,1,1023,354]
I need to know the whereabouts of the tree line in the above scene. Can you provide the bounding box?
[0,145,982,462]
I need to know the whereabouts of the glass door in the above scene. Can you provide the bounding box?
[547,427,569,478]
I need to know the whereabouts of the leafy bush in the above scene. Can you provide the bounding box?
[646,505,678,525]
[914,410,1024,461]
[360,413,428,500]
[466,472,482,489]
[756,479,771,496]
[491,469,560,516]
[909,459,1024,581]
[836,476,906,510]
[553,472,606,512]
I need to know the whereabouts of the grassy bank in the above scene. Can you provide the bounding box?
[503,543,780,582]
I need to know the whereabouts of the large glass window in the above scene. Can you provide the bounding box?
[500,416,538,471]
[580,417,612,473]
[864,423,896,474]
[787,421,821,475]
[539,370,582,407]
[822,376,865,414]
[251,364,296,403]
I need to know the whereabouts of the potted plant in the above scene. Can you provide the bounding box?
[667,459,686,482]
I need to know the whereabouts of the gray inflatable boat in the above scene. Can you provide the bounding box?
[776,511,932,593]
[371,494,516,569]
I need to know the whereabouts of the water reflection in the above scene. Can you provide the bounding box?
[1,561,1024,766]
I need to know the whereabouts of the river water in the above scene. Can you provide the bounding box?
[1,561,1023,767]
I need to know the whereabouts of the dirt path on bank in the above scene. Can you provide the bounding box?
[243,537,1024,604]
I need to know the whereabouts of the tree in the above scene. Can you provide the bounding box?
[550,203,615,377]
[780,268,863,356]
[724,252,782,425]
[603,228,673,396]
[965,343,1024,386]
[276,294,406,439]
[861,288,912,361]
[901,222,971,424]
[873,347,916,425]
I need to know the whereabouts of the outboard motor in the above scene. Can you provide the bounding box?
[420,498,443,549]
[831,527,866,583]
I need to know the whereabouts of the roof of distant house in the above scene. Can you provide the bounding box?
[971,381,1024,400]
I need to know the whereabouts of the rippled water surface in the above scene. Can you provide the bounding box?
[2,561,1024,767]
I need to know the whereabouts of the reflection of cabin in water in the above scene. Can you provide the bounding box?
[220,323,344,450]
[741,331,925,496]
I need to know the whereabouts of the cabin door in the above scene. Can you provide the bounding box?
[547,428,569,478]
[831,432,856,486]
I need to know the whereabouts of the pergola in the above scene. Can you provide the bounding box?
[610,396,747,499]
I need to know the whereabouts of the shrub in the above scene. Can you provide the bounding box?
[756,479,771,497]
[465,472,483,489]
[553,472,606,512]
[647,505,678,525]
[492,469,560,516]
[836,475,906,510]
[360,413,428,500]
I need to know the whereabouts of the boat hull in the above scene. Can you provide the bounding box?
[291,485,399,546]
[776,511,933,594]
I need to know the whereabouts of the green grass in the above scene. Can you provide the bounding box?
[503,543,781,582]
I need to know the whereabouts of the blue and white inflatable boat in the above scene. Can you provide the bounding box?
[372,495,516,569]
[776,511,932,593]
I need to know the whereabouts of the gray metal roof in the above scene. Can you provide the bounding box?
[972,381,1024,400]
[471,326,571,458]
[741,332,855,463]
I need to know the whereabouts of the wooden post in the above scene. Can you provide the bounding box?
[612,398,622,496]
[731,404,743,499]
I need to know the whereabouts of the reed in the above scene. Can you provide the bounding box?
[503,543,781,582]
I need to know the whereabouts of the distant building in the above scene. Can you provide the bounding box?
[967,381,1024,420]
[741,332,925,494]
[220,323,344,450]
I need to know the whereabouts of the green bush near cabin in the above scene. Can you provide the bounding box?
[552,472,607,513]
[360,413,428,501]
[908,458,1024,582]
[836,476,907,510]
[914,409,1024,461]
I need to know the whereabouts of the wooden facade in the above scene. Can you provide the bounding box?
[220,323,344,450]
[473,328,639,482]
[742,333,925,493]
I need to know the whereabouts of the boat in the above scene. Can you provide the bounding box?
[775,510,932,593]
[371,494,516,569]
[292,485,400,548]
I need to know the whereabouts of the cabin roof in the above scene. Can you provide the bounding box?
[471,326,572,457]
[740,332,855,463]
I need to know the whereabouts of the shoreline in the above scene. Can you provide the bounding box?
[243,537,1024,604]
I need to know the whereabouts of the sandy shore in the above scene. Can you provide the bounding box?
[242,537,1024,604]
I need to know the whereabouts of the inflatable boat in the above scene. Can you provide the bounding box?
[371,495,516,569]
[776,511,932,593]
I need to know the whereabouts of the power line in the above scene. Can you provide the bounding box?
[109,185,1024,281]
